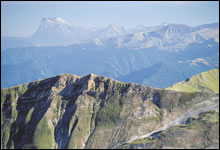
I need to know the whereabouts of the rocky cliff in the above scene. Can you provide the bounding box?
[1,72,219,149]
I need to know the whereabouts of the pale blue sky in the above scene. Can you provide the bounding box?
[1,1,219,37]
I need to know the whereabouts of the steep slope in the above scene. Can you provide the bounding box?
[31,17,89,46]
[167,68,219,93]
[92,24,127,39]
[1,73,219,149]
[116,60,217,89]
[193,22,219,42]
[119,110,219,149]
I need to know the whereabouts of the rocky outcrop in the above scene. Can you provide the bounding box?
[1,73,219,149]
[119,110,219,149]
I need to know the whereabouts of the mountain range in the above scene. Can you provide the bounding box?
[1,68,219,149]
[1,17,219,89]
[2,17,219,51]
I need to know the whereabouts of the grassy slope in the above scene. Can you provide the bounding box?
[166,68,219,93]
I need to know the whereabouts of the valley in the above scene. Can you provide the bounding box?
[1,18,219,89]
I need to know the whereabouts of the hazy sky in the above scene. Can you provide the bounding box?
[1,1,219,37]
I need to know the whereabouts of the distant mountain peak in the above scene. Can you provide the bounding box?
[158,23,193,35]
[40,17,70,27]
[107,24,123,29]
[135,25,147,29]
[106,24,125,33]
[37,17,71,31]
[160,22,169,26]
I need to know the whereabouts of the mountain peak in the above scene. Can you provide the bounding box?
[102,24,126,37]
[160,22,169,26]
[34,17,72,38]
[1,70,218,149]
[106,24,125,31]
[41,17,70,25]
[107,24,123,28]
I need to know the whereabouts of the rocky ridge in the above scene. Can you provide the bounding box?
[1,72,219,149]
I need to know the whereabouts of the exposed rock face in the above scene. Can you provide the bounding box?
[119,110,219,149]
[1,73,219,149]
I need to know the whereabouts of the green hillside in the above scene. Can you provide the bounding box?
[166,68,219,93]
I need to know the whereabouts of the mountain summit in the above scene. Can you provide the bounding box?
[41,17,70,25]
[105,24,126,35]
[1,69,219,149]
[36,17,71,33]
[31,17,78,45]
